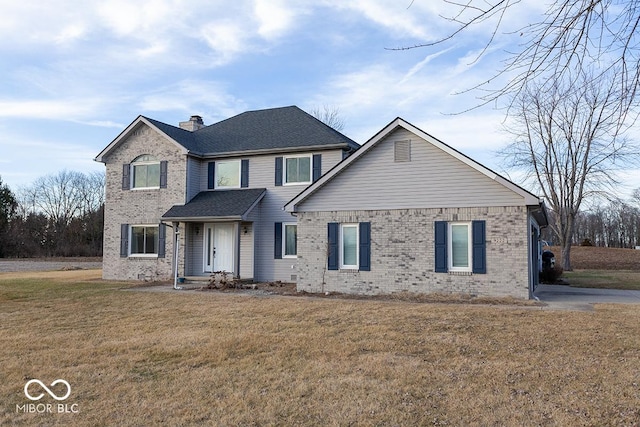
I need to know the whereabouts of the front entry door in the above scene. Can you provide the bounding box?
[204,223,235,273]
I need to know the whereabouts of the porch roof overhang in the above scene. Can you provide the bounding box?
[162,188,266,223]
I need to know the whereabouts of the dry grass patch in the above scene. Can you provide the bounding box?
[1,271,640,426]
[552,246,640,270]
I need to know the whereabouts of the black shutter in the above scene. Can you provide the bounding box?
[122,164,130,190]
[359,222,371,271]
[327,223,339,270]
[275,157,283,186]
[158,223,166,258]
[312,154,322,182]
[241,159,249,188]
[274,222,282,259]
[120,224,129,257]
[472,220,486,274]
[207,162,215,189]
[159,161,168,188]
[434,221,448,273]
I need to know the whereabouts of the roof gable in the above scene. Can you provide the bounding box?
[94,116,189,163]
[285,118,542,212]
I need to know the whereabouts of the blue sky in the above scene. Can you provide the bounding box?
[0,0,638,199]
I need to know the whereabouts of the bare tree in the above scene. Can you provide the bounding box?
[501,71,639,270]
[310,105,346,132]
[398,1,640,119]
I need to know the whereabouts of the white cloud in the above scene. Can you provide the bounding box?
[254,0,299,40]
[199,21,253,65]
[137,80,246,122]
[0,99,104,120]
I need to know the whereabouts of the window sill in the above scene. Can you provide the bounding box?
[283,182,312,186]
[128,254,159,259]
[131,187,160,191]
[448,270,472,276]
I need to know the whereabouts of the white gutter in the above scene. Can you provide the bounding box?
[172,222,182,290]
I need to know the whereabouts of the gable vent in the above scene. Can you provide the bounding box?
[394,140,411,162]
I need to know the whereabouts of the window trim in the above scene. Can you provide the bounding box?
[131,157,161,190]
[283,154,312,186]
[129,224,160,258]
[340,223,359,269]
[283,223,297,258]
[214,159,242,189]
[448,222,472,272]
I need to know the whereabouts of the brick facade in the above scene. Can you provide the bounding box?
[296,206,530,299]
[102,124,186,281]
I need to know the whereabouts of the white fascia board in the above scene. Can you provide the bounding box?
[285,117,543,212]
[284,119,399,212]
[401,119,542,206]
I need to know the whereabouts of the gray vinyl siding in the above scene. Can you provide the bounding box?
[186,157,202,202]
[298,129,526,212]
[188,149,343,282]
[239,221,254,279]
[248,149,343,282]
[186,222,205,276]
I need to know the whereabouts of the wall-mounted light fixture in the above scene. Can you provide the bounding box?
[243,226,248,234]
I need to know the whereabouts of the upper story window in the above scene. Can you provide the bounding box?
[215,160,241,189]
[285,155,311,185]
[132,155,160,189]
[207,160,248,190]
[275,154,320,187]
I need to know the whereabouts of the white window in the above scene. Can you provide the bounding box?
[283,223,297,258]
[130,225,159,257]
[284,155,311,185]
[449,222,472,272]
[132,155,160,189]
[215,160,241,189]
[340,224,359,269]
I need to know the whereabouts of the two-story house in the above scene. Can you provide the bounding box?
[95,106,358,283]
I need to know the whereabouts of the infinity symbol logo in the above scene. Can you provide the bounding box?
[24,379,71,401]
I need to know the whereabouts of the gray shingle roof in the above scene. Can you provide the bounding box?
[145,106,359,156]
[162,189,266,220]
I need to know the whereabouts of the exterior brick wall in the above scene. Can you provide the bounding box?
[296,206,530,299]
[101,124,187,281]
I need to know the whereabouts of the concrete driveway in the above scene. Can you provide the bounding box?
[534,284,640,311]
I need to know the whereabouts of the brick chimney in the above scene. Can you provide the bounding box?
[179,115,205,131]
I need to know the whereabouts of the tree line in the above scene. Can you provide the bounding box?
[572,192,640,249]
[0,171,104,258]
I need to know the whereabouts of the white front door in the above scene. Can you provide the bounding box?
[204,223,235,273]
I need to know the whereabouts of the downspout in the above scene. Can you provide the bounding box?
[172,222,182,290]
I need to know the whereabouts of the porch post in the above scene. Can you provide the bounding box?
[173,221,181,289]
[236,222,241,279]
